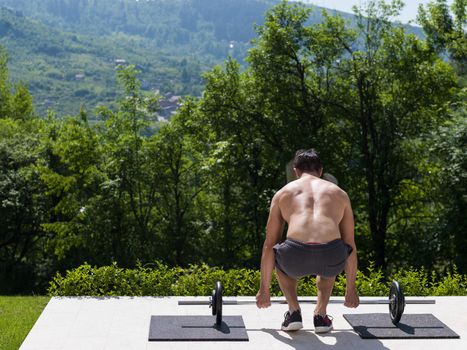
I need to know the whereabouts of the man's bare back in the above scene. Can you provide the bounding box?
[256,149,359,318]
[276,174,349,243]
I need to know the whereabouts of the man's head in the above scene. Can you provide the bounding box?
[293,149,323,177]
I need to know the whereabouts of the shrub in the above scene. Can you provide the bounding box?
[139,262,183,296]
[48,262,467,296]
[430,268,467,296]
[392,267,431,296]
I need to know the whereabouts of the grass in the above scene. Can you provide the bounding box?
[0,296,50,350]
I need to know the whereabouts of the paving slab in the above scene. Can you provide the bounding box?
[20,296,466,350]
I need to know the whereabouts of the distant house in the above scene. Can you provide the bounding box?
[169,95,181,103]
[75,74,85,81]
[158,94,182,119]
[114,59,127,65]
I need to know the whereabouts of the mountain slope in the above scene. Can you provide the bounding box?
[0,0,278,116]
[0,0,275,43]
[0,7,210,116]
[0,0,424,117]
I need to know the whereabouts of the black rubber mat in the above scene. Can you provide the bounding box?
[343,313,460,339]
[148,315,249,341]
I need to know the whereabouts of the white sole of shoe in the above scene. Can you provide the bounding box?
[314,325,333,333]
[281,322,303,331]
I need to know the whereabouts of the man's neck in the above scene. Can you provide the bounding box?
[300,172,320,178]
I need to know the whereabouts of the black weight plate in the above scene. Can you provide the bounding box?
[389,280,405,325]
[215,281,223,326]
[211,288,216,316]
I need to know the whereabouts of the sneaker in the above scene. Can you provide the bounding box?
[313,314,333,333]
[281,310,303,331]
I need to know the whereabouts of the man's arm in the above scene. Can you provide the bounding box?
[257,192,285,307]
[339,193,359,307]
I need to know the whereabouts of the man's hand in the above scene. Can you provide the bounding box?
[256,290,271,309]
[257,192,284,309]
[344,286,359,308]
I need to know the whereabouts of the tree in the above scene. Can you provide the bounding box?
[0,47,35,120]
[331,0,457,270]
[418,0,467,75]
[35,66,162,268]
[148,106,211,265]
[416,3,466,271]
[0,118,47,292]
[0,47,44,292]
[94,65,161,264]
[429,90,467,272]
[36,110,104,265]
[193,0,457,271]
[199,58,289,264]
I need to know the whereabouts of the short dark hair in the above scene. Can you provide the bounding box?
[293,149,322,173]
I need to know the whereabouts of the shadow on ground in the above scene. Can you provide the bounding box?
[257,328,390,350]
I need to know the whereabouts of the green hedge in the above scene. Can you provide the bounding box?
[47,262,467,297]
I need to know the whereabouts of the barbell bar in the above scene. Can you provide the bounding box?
[178,280,436,327]
[178,298,435,306]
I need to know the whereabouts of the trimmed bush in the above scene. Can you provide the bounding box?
[48,262,467,297]
[393,267,431,296]
[430,268,467,296]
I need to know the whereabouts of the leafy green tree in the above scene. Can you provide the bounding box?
[418,0,467,75]
[93,65,161,264]
[429,90,467,272]
[193,0,457,271]
[0,119,46,289]
[0,48,10,118]
[416,3,466,267]
[148,107,212,265]
[35,66,161,268]
[36,111,104,264]
[198,58,288,264]
[0,49,43,292]
[169,95,274,267]
[331,0,456,270]
[0,47,35,120]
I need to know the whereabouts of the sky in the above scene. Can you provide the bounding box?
[299,0,455,24]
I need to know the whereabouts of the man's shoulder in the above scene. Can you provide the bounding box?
[279,180,301,193]
[328,183,350,203]
[272,182,297,201]
[318,179,349,199]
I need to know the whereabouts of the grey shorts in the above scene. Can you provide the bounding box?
[273,238,353,279]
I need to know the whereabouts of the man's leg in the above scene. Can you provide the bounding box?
[275,268,300,312]
[315,275,335,316]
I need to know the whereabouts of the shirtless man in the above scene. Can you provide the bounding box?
[256,149,359,333]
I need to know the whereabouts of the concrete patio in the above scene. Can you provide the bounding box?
[20,296,466,350]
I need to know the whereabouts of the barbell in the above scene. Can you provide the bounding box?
[178,280,436,327]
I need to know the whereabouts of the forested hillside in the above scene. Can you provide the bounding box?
[0,0,276,116]
[0,0,277,42]
[0,6,218,116]
[0,7,209,117]
[0,0,421,116]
